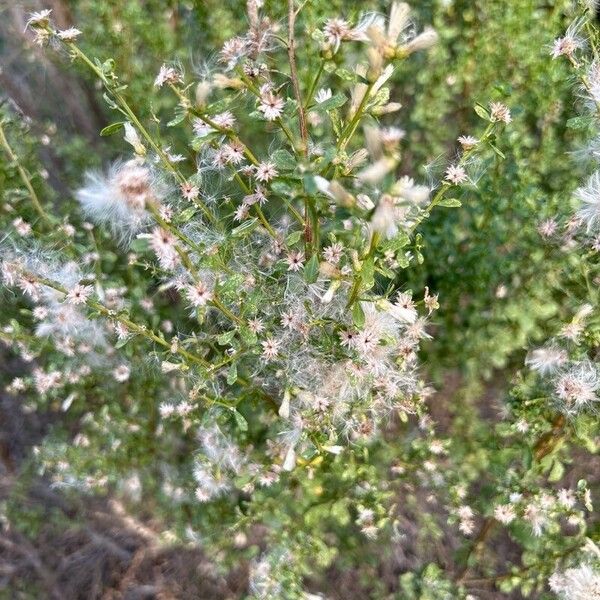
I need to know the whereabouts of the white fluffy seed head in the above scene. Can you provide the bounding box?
[75,159,157,243]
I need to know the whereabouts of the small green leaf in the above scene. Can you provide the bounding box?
[115,337,129,349]
[474,103,491,121]
[286,230,303,246]
[166,112,187,127]
[361,257,374,290]
[231,218,258,237]
[100,122,124,136]
[271,149,296,170]
[304,254,319,283]
[178,207,196,223]
[303,174,318,195]
[227,363,238,385]
[437,198,462,208]
[352,302,365,328]
[548,460,565,482]
[566,116,593,130]
[313,92,347,112]
[217,330,236,345]
[231,408,248,431]
[523,446,533,470]
[488,143,506,159]
[129,237,149,252]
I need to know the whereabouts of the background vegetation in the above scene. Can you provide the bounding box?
[0,1,598,598]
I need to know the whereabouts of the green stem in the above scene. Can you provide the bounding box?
[229,169,280,242]
[30,273,212,369]
[338,82,375,152]
[0,120,50,224]
[346,231,380,309]
[211,296,243,326]
[65,43,215,224]
[304,59,326,109]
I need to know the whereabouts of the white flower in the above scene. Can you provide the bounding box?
[180,182,200,201]
[258,90,285,121]
[458,135,479,150]
[149,227,179,270]
[538,218,558,237]
[552,36,581,59]
[323,243,343,265]
[13,217,32,236]
[220,37,248,70]
[558,488,576,509]
[323,19,358,51]
[315,88,333,103]
[371,195,399,239]
[386,292,418,324]
[551,19,585,61]
[490,102,512,124]
[248,318,265,333]
[402,27,438,54]
[113,365,130,382]
[193,111,236,137]
[25,10,52,30]
[57,28,82,42]
[393,176,430,204]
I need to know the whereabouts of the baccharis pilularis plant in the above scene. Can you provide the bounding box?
[7,1,600,598]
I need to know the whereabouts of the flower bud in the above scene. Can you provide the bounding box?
[195,81,212,108]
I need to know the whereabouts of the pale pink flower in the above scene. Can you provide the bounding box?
[234,204,250,221]
[323,242,343,264]
[281,310,297,329]
[220,37,248,69]
[186,281,213,307]
[339,330,357,348]
[12,217,32,236]
[261,337,281,360]
[255,161,278,182]
[490,102,512,124]
[494,504,516,525]
[458,135,479,150]
[181,182,200,201]
[444,164,468,185]
[66,284,93,305]
[248,318,265,333]
[258,90,285,121]
[154,64,183,88]
[286,251,305,272]
[538,218,558,237]
[551,35,581,60]
[150,227,179,270]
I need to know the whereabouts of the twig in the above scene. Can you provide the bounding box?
[0,120,50,224]
[287,0,308,155]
